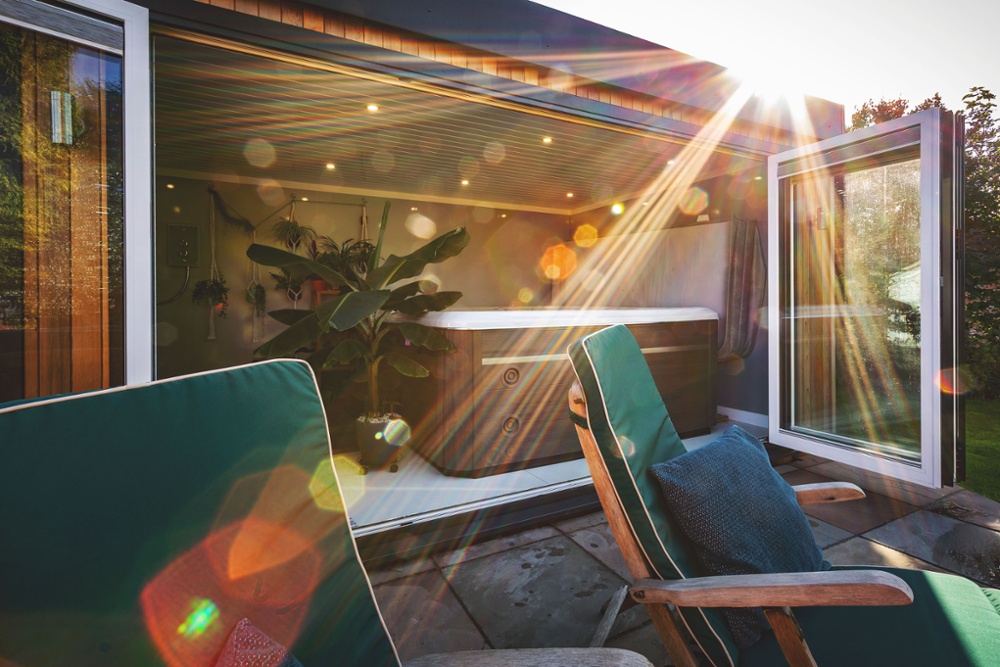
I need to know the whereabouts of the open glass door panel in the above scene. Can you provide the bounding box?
[768,108,964,488]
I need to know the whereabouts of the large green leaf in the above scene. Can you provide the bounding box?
[247,243,350,287]
[393,322,455,351]
[315,290,391,332]
[253,312,323,358]
[394,291,463,316]
[384,351,430,378]
[367,227,469,287]
[383,280,439,311]
[267,308,314,326]
[324,339,368,366]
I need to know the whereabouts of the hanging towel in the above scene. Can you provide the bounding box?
[718,219,766,361]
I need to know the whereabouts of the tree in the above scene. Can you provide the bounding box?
[850,89,1000,397]
[961,87,1000,397]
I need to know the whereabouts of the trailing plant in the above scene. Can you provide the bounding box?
[192,276,229,318]
[248,202,469,418]
[247,282,267,315]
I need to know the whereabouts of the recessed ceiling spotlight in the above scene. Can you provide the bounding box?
[542,136,553,144]
[325,163,336,170]
[566,192,574,198]
[165,183,175,189]
[611,203,625,215]
[461,179,470,186]
[642,201,650,206]
[300,197,309,202]
[366,104,379,112]
[410,206,418,211]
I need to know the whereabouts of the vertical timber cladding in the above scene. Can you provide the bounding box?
[407,318,718,478]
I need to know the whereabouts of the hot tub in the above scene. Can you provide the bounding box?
[404,308,719,477]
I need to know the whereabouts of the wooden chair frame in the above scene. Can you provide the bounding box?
[568,382,913,667]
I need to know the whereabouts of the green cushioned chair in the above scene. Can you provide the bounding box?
[567,324,1000,667]
[0,359,651,667]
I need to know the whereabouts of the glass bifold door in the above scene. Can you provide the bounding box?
[769,109,964,488]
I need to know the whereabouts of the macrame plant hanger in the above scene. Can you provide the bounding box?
[286,199,303,308]
[360,198,368,240]
[207,195,221,340]
[246,228,265,343]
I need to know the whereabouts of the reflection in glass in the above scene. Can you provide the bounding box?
[788,158,922,461]
[0,23,124,402]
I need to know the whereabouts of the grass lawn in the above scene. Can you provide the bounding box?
[960,398,1000,503]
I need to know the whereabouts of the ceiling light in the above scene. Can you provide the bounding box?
[566,192,574,198]
[611,203,625,215]
[542,136,553,144]
[366,104,379,112]
[165,183,174,189]
[300,197,309,202]
[461,179,469,186]
[410,206,418,211]
[326,163,336,170]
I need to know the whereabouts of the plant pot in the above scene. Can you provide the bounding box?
[355,415,411,472]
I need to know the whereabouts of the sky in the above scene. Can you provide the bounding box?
[531,0,1000,118]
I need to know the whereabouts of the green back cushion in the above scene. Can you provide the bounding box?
[650,425,831,649]
[0,360,399,667]
[568,324,739,667]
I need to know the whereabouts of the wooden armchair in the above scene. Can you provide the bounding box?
[566,324,1000,667]
[0,359,651,667]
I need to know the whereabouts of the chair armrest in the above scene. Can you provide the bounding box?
[792,482,865,505]
[630,570,913,608]
[404,647,654,667]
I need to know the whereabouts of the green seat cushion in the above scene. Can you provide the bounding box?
[649,425,830,649]
[0,360,400,667]
[741,567,1000,666]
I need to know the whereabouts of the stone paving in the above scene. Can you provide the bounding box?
[367,454,1000,666]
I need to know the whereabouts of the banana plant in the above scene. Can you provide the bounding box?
[247,202,470,418]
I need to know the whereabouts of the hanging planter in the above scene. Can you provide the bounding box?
[194,190,228,340]
[192,277,229,317]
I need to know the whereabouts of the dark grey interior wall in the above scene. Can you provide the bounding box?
[154,176,569,379]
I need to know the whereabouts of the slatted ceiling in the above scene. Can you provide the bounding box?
[154,37,740,213]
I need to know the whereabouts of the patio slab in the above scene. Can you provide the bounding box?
[807,516,853,549]
[371,569,488,662]
[927,489,1000,532]
[864,510,1000,587]
[802,488,917,535]
[806,460,956,505]
[823,536,947,572]
[566,520,632,581]
[441,534,638,649]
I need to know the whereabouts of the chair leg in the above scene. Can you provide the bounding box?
[763,607,818,667]
[591,585,631,647]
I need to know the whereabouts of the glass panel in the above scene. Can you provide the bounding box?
[0,21,124,402]
[787,156,922,461]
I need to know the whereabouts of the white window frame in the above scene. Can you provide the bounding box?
[767,109,946,488]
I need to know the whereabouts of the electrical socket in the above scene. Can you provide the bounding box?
[167,225,199,267]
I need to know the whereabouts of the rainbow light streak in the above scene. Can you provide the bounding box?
[176,598,219,639]
[554,75,760,312]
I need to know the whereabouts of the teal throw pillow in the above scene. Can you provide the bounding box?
[648,425,830,649]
